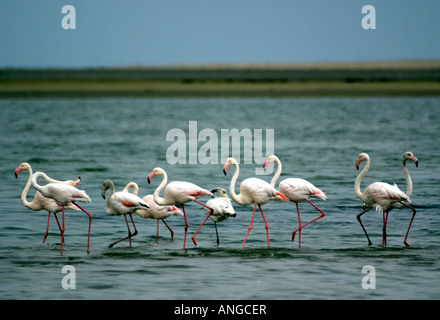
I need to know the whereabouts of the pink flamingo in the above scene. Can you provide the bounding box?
[191,188,236,246]
[31,171,93,254]
[15,162,81,250]
[101,180,150,248]
[122,182,183,243]
[355,152,417,247]
[263,155,327,247]
[147,167,213,249]
[223,157,289,249]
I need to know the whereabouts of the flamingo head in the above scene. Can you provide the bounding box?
[263,155,277,172]
[403,151,419,168]
[223,158,235,176]
[356,153,369,170]
[65,177,81,187]
[171,205,183,216]
[101,180,114,199]
[147,167,164,184]
[211,187,229,198]
[14,162,30,178]
[74,177,81,186]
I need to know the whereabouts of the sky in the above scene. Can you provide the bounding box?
[1,0,440,68]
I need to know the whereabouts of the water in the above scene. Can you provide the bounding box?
[1,97,440,300]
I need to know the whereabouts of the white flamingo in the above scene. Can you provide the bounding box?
[191,187,236,246]
[223,157,288,249]
[31,171,93,254]
[122,182,183,243]
[15,162,81,250]
[263,155,327,247]
[147,167,213,249]
[354,153,416,247]
[101,180,150,248]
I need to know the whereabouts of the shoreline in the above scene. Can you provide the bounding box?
[2,60,440,98]
[1,80,440,98]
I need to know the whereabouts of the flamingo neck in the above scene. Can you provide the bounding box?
[402,160,413,197]
[354,158,370,201]
[124,182,139,195]
[107,182,116,197]
[228,160,244,205]
[153,170,168,205]
[270,156,282,187]
[31,171,46,194]
[20,166,34,209]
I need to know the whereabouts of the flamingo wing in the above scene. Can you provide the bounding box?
[165,181,212,203]
[107,192,149,215]
[279,178,327,202]
[364,182,409,211]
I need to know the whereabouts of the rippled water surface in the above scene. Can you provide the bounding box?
[1,97,439,300]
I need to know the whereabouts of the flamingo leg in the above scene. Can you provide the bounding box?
[156,220,160,243]
[183,200,214,248]
[382,210,389,248]
[357,207,373,246]
[161,219,174,240]
[292,203,302,247]
[48,212,64,247]
[59,205,65,255]
[193,199,214,214]
[72,203,93,254]
[214,222,220,245]
[258,205,270,248]
[181,204,188,250]
[292,200,326,247]
[242,204,257,249]
[191,213,212,247]
[43,211,52,244]
[108,214,137,248]
[399,201,417,247]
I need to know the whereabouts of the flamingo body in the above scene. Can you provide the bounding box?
[103,191,150,216]
[122,182,182,242]
[223,157,288,248]
[192,188,236,246]
[30,170,93,255]
[148,167,213,249]
[15,163,81,251]
[278,178,327,203]
[263,155,327,247]
[137,194,183,243]
[205,188,236,223]
[32,173,91,205]
[354,152,417,247]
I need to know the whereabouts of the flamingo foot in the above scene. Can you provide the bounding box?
[191,235,198,247]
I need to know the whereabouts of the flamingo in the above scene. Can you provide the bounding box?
[147,167,213,250]
[191,188,236,246]
[263,155,327,247]
[354,152,416,247]
[31,171,93,254]
[223,157,289,249]
[101,180,150,248]
[122,182,183,243]
[14,162,81,250]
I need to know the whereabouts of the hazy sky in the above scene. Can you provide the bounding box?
[1,0,440,68]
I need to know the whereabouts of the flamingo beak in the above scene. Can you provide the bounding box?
[223,163,229,176]
[147,171,155,184]
[14,166,23,178]
[263,159,270,172]
[356,158,361,170]
[74,177,81,186]
[412,156,419,168]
